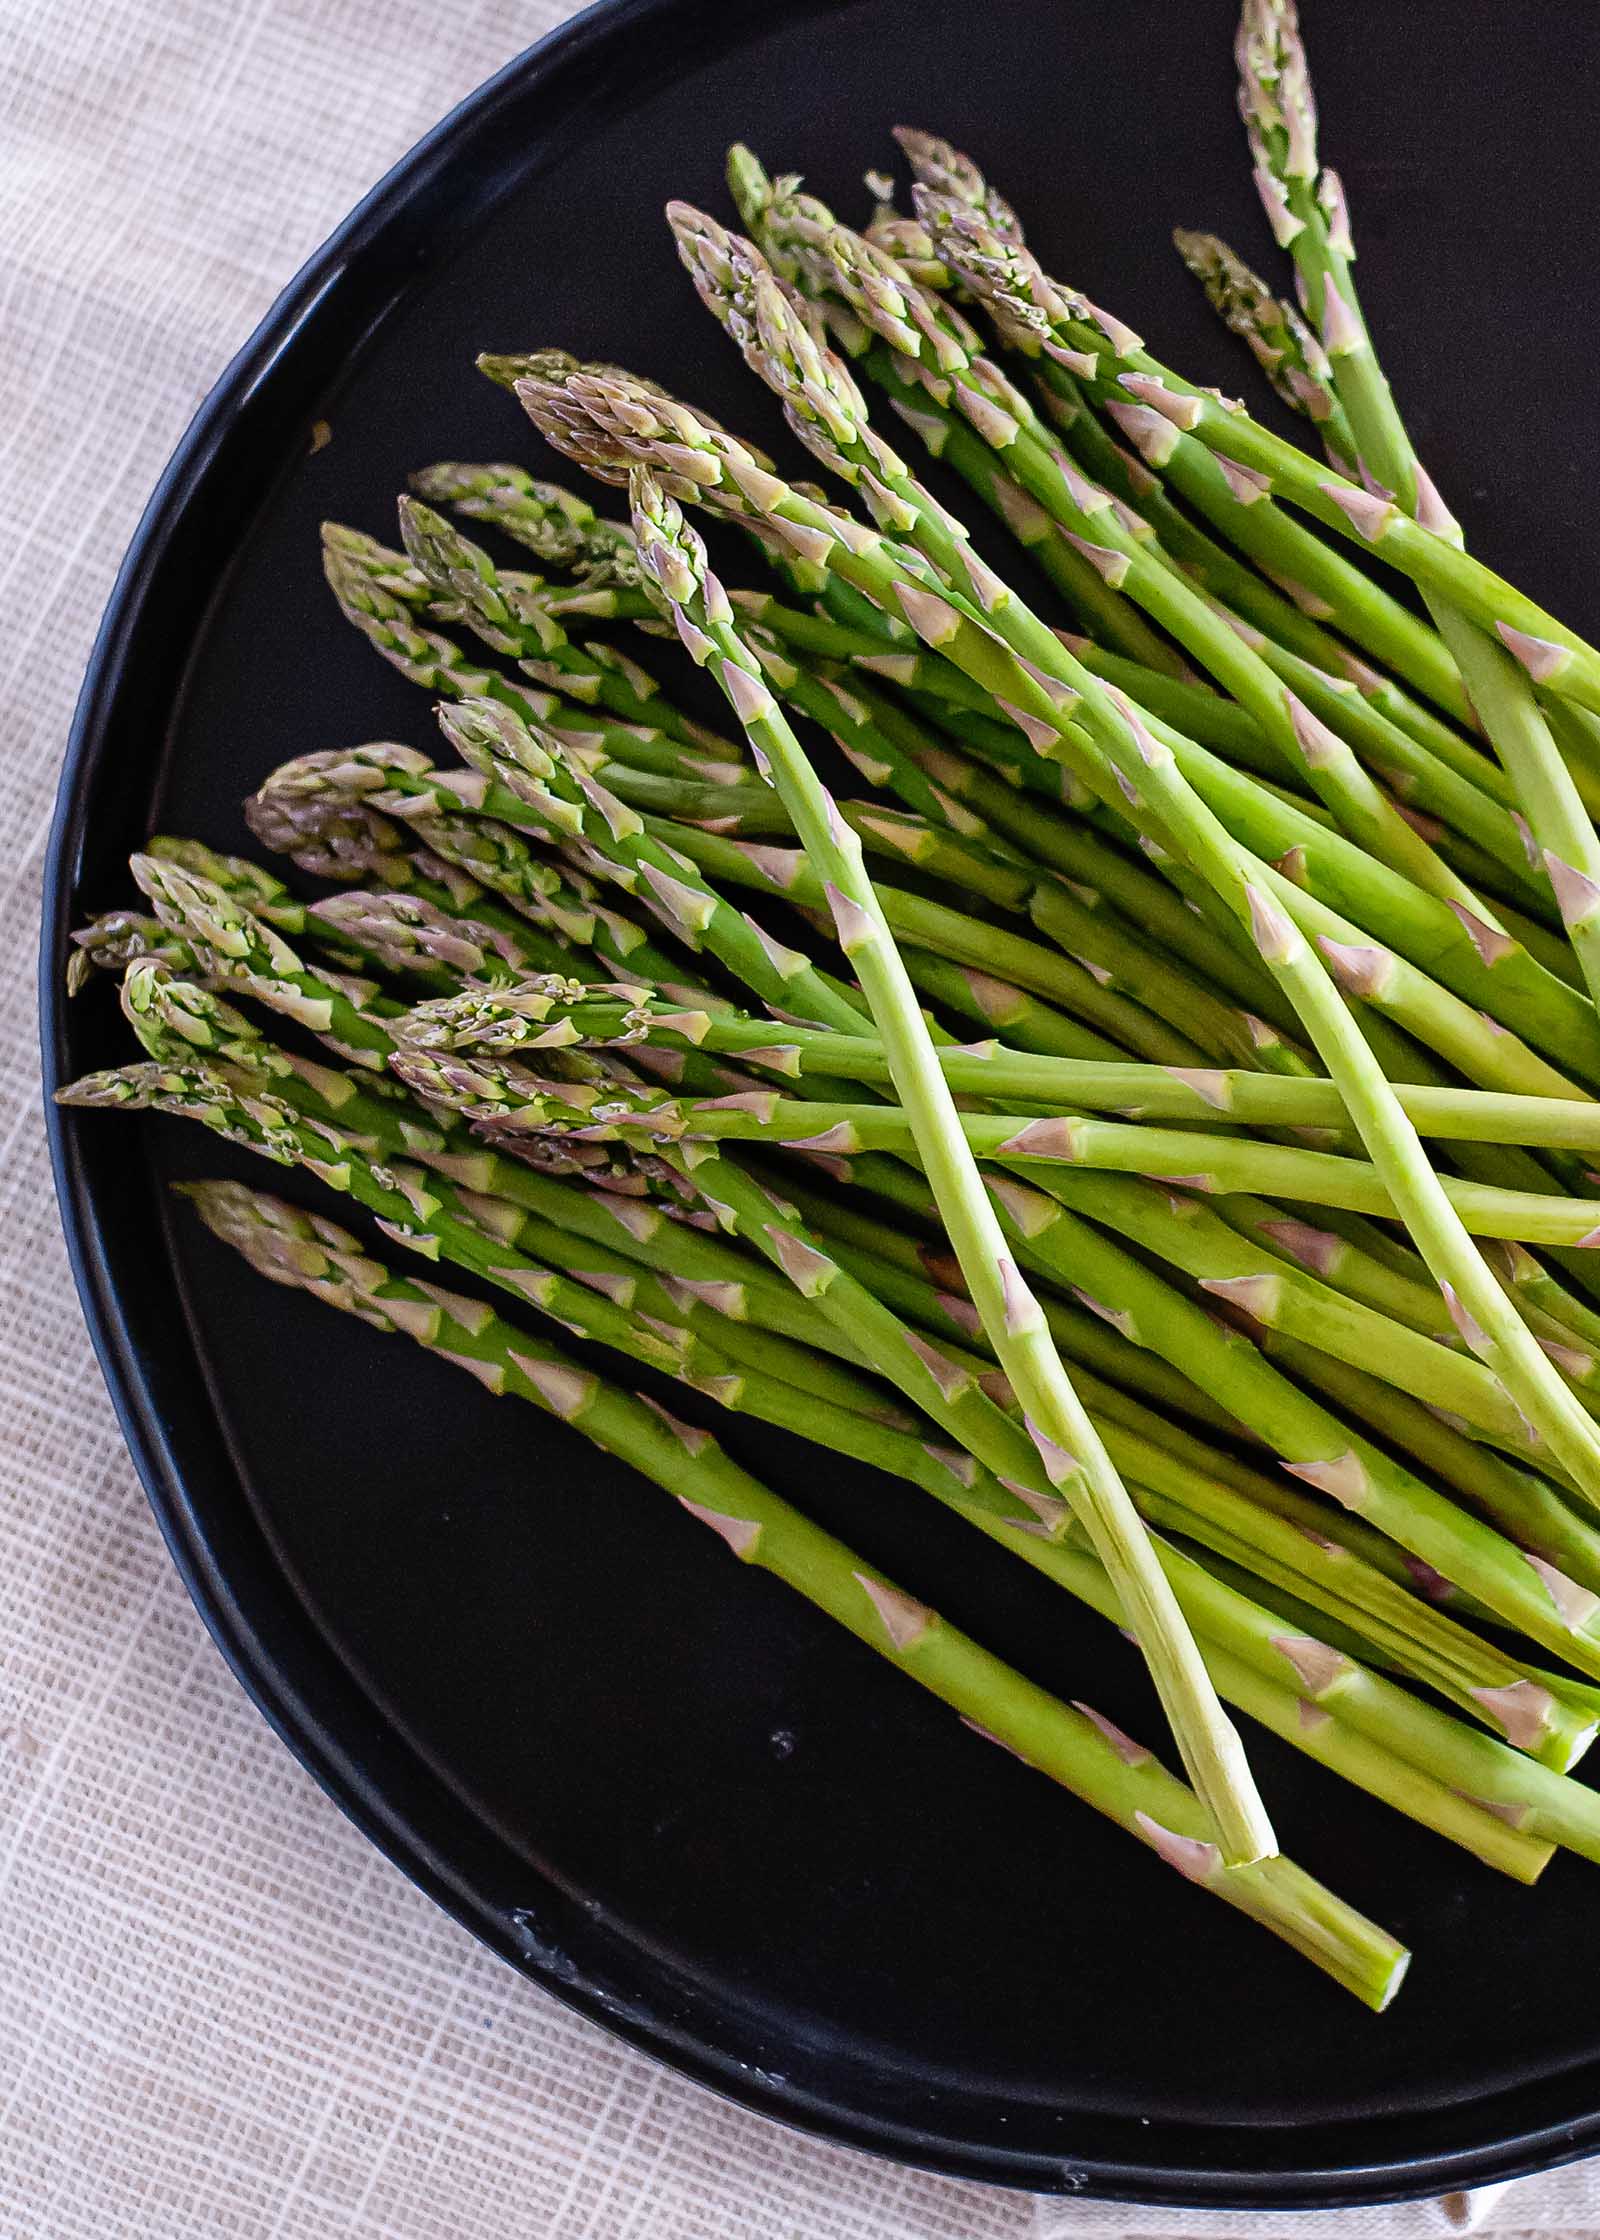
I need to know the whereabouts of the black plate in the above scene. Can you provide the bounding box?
[42,0,1600,2206]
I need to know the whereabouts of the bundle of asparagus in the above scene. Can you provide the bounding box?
[62,1,1600,2006]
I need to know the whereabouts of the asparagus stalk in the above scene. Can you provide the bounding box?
[120,960,913,1407]
[430,1057,1600,1249]
[630,467,1286,1861]
[177,1178,1412,2001]
[520,344,1600,1099]
[1172,225,1359,471]
[530,349,1600,1494]
[384,1018,1600,1776]
[402,1025,1560,1462]
[1232,0,1600,1018]
[395,495,745,764]
[326,524,739,785]
[907,189,1600,721]
[453,984,1600,1150]
[682,192,1489,923]
[776,176,1600,1088]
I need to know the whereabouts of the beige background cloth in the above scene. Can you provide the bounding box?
[1,1,1596,2234]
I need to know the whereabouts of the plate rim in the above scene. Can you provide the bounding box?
[37,0,1600,2205]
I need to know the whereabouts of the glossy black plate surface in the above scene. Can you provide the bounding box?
[42,0,1600,2205]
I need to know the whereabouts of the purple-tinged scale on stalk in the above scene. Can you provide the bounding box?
[678,1497,762,1559]
[783,1122,864,1155]
[440,1352,508,1395]
[1321,481,1396,542]
[855,1572,934,1651]
[1468,1679,1557,1753]
[934,1290,982,1339]
[1059,533,1129,589]
[1166,1067,1233,1111]
[1116,373,1203,431]
[762,1226,837,1299]
[412,1279,496,1336]
[1023,1418,1078,1489]
[952,382,1019,449]
[1102,687,1171,773]
[507,1353,596,1420]
[959,549,1011,615]
[379,1293,445,1344]
[1214,455,1273,506]
[1080,299,1143,356]
[1068,1288,1139,1344]
[823,882,879,956]
[899,1328,972,1403]
[982,1170,1059,1240]
[1069,1704,1151,1768]
[658,1277,744,1322]
[1251,164,1304,248]
[923,1443,978,1490]
[1261,568,1336,619]
[1316,167,1353,256]
[1281,1451,1370,1512]
[1543,853,1600,931]
[720,659,777,727]
[1317,284,1365,359]
[1014,657,1078,712]
[1256,1218,1344,1278]
[1283,694,1343,771]
[1104,399,1180,468]
[893,578,964,646]
[1316,935,1394,999]
[1107,438,1161,498]
[994,1117,1079,1161]
[1199,1273,1282,1325]
[636,1393,713,1455]
[1135,1813,1220,1886]
[1440,1283,1490,1355]
[959,970,1026,1026]
[638,863,718,942]
[1005,1479,1069,1534]
[1443,900,1516,968]
[997,1253,1043,1337]
[1411,462,1460,540]
[992,699,1061,755]
[1271,1635,1351,1696]
[1243,883,1302,966]
[1524,1552,1600,1633]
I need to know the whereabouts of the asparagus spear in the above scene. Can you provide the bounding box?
[906,186,1600,721]
[1232,0,1600,1017]
[176,1178,1412,2003]
[402,1029,1600,1251]
[438,984,1600,1150]
[758,172,1600,1086]
[633,468,1285,1862]
[519,345,1599,1097]
[515,357,1600,1496]
[409,461,641,577]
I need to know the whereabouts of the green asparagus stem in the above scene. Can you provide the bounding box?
[435,1056,1600,1248]
[1231,1,1600,1023]
[456,984,1600,1149]
[907,187,1600,721]
[622,468,1279,1862]
[682,193,1489,922]
[546,342,1600,1496]
[176,1178,1411,2001]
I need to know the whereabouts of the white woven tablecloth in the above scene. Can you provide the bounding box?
[2,1,1598,2233]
